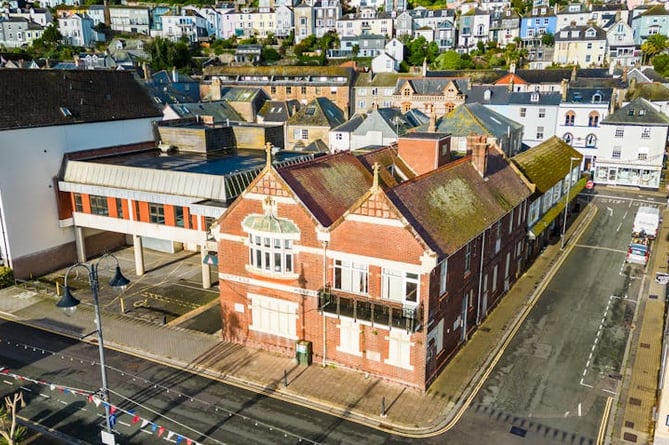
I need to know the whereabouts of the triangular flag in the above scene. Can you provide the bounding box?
[132,415,140,424]
[175,436,182,444]
[110,406,117,415]
[151,424,158,433]
[167,431,175,440]
[1,368,9,374]
[88,395,93,403]
[93,397,101,407]
[63,388,70,394]
[158,426,165,437]
[186,439,192,445]
[50,384,55,391]
[141,420,149,428]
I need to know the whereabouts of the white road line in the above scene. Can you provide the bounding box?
[580,378,593,388]
[592,344,596,352]
[586,360,590,367]
[39,394,49,399]
[564,411,570,417]
[2,380,13,385]
[583,369,588,377]
[20,386,32,392]
[623,210,629,219]
[140,430,152,435]
[603,388,617,395]
[607,207,613,216]
[119,421,130,427]
[79,408,87,412]
[616,222,622,232]
[578,403,582,417]
[59,400,67,405]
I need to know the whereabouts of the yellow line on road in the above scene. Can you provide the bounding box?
[597,396,613,445]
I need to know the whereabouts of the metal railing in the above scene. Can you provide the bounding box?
[318,287,422,333]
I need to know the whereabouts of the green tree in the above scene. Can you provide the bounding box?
[541,32,555,46]
[146,36,198,72]
[0,392,26,445]
[653,53,669,77]
[352,43,360,59]
[262,46,281,63]
[434,50,462,69]
[642,33,668,64]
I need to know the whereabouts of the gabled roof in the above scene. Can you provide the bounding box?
[165,101,244,123]
[396,77,469,96]
[555,24,607,41]
[493,73,529,86]
[387,150,531,257]
[639,4,669,16]
[511,136,582,195]
[626,83,669,102]
[287,97,345,128]
[258,100,300,122]
[564,87,612,103]
[641,68,668,83]
[0,69,161,131]
[355,72,414,87]
[433,102,522,138]
[602,97,669,126]
[332,113,366,133]
[357,146,417,187]
[277,151,374,227]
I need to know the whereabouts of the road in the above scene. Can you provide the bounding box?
[458,191,663,444]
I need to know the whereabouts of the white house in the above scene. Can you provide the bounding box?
[594,97,669,189]
[58,12,98,47]
[606,20,640,69]
[371,52,399,73]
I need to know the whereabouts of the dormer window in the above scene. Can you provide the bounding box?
[592,92,602,103]
[530,92,539,102]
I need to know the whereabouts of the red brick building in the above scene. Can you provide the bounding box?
[215,134,532,389]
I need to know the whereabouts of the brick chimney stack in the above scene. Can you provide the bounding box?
[468,134,489,178]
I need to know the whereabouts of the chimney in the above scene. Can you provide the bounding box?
[211,77,222,101]
[509,62,516,74]
[74,54,79,68]
[561,78,568,101]
[142,61,150,80]
[622,66,628,82]
[422,57,427,77]
[468,134,489,178]
[571,65,577,81]
[508,76,514,92]
[427,108,436,132]
[172,66,178,83]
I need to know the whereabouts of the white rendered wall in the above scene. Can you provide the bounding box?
[0,118,156,265]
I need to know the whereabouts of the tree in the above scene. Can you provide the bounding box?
[146,36,199,72]
[541,32,555,46]
[642,33,668,65]
[352,43,360,59]
[0,392,26,445]
[434,50,462,69]
[262,46,281,63]
[653,53,669,77]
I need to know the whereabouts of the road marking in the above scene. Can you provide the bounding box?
[59,400,67,405]
[623,210,628,219]
[564,411,570,417]
[39,394,49,399]
[602,389,616,395]
[20,386,31,392]
[607,207,613,216]
[616,222,622,232]
[597,397,614,445]
[2,380,13,385]
[578,403,582,417]
[119,420,130,427]
[574,245,627,254]
[580,378,593,388]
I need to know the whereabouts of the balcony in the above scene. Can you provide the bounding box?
[318,287,423,332]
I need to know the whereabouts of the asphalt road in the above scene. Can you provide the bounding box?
[460,191,663,444]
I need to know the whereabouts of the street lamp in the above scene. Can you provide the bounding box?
[56,253,130,440]
[560,157,580,250]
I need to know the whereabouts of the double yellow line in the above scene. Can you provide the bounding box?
[597,396,613,445]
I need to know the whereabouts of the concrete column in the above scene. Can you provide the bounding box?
[133,234,145,276]
[74,226,86,263]
[201,245,212,289]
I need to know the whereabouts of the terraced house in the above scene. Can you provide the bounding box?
[214,134,531,389]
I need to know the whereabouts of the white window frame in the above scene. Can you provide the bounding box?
[249,293,298,339]
[334,259,369,295]
[247,232,296,275]
[439,259,448,295]
[381,268,419,305]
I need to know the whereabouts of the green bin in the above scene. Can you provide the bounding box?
[295,340,312,365]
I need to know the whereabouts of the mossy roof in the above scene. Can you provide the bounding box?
[433,102,522,137]
[603,97,669,125]
[625,83,669,102]
[204,65,355,78]
[287,97,346,128]
[511,136,582,195]
[387,151,531,257]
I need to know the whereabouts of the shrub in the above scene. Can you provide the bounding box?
[0,267,14,289]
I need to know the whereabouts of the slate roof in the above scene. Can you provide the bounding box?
[387,150,531,257]
[258,100,300,122]
[642,68,668,83]
[332,114,366,133]
[396,77,469,95]
[432,102,522,137]
[555,24,607,41]
[165,101,244,123]
[513,68,609,84]
[0,69,161,131]
[426,70,506,84]
[511,136,583,195]
[287,97,346,128]
[564,87,613,103]
[355,72,415,87]
[602,97,669,126]
[204,65,355,80]
[277,151,374,227]
[357,146,417,187]
[639,4,669,16]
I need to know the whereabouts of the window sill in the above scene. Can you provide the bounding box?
[245,265,299,281]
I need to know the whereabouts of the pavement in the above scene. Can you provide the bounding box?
[0,190,666,443]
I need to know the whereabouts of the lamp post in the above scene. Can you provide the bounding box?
[560,157,580,250]
[56,253,130,438]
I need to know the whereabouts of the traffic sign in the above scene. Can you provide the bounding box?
[586,180,594,190]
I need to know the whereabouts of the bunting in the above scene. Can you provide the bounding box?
[2,368,202,445]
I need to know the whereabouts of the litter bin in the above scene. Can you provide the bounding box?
[295,340,312,365]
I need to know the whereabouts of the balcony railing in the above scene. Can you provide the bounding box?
[318,287,423,333]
